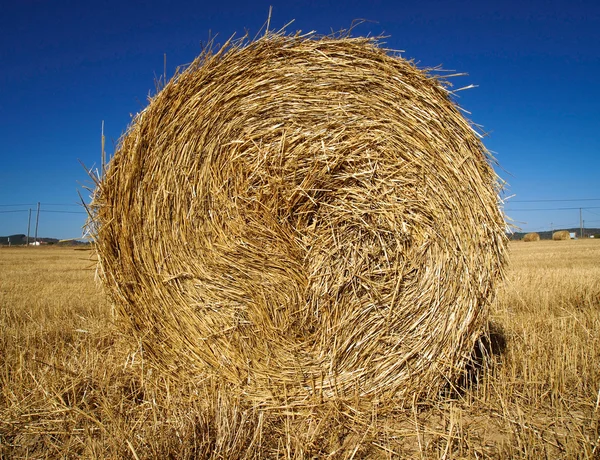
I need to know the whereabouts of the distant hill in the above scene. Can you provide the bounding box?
[508,228,600,241]
[3,229,598,246]
[0,234,88,246]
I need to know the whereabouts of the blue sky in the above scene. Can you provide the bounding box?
[1,0,599,238]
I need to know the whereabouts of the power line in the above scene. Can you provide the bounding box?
[508,198,600,203]
[507,206,600,212]
[0,203,82,207]
[1,209,86,214]
[40,210,87,214]
[41,203,82,207]
[0,203,36,207]
[584,209,600,218]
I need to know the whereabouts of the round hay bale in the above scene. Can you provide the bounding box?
[91,33,507,404]
[523,232,540,242]
[553,230,571,241]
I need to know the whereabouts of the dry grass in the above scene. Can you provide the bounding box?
[1,241,599,458]
[90,33,507,405]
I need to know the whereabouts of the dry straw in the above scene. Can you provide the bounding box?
[90,31,508,406]
[553,230,571,241]
[523,232,540,242]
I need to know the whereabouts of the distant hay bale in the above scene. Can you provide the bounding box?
[523,232,540,242]
[90,33,507,405]
[553,230,571,241]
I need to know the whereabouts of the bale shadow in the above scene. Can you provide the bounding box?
[449,322,507,396]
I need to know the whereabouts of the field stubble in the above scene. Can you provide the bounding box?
[1,240,599,458]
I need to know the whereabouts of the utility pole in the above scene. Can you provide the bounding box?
[26,208,31,246]
[34,202,40,245]
[580,208,583,239]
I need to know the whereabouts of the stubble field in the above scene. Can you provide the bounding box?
[1,240,599,458]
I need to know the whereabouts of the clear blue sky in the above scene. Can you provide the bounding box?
[1,0,599,238]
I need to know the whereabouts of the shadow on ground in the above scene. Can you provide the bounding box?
[450,322,507,396]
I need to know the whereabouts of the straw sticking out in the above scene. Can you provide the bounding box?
[90,32,507,406]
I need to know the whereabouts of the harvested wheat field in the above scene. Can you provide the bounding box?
[89,33,507,407]
[1,241,599,458]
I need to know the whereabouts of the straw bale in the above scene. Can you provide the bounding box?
[523,232,540,242]
[553,230,571,241]
[90,33,507,405]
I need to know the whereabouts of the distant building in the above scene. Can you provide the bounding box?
[569,232,577,240]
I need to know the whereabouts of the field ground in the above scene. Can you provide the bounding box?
[1,241,599,458]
